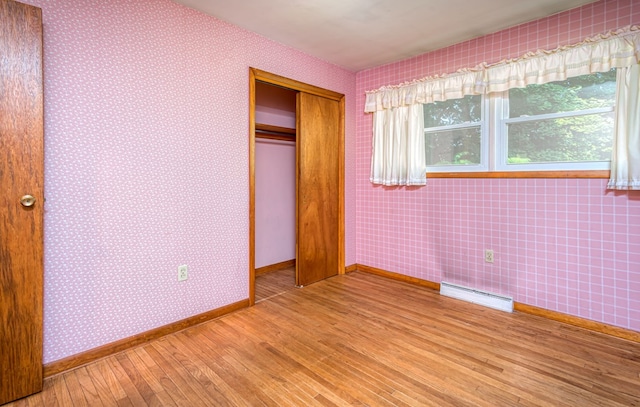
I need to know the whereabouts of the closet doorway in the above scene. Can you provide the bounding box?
[253,81,297,301]
[249,69,345,305]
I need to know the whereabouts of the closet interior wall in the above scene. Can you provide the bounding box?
[254,82,297,270]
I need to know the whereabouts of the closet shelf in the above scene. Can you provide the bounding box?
[256,123,296,141]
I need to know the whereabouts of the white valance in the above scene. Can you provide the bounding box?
[364,26,640,112]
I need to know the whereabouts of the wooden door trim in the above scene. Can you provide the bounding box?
[249,68,345,305]
[338,96,345,275]
[295,93,301,287]
[250,68,344,101]
[249,68,257,305]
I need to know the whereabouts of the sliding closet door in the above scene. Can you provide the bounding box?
[296,93,340,286]
[0,0,44,404]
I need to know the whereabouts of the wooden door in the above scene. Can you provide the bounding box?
[0,0,44,403]
[296,93,340,286]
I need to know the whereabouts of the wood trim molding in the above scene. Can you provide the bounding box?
[249,68,257,306]
[427,170,609,179]
[338,96,345,275]
[255,259,295,276]
[345,264,357,273]
[355,263,639,344]
[514,302,640,343]
[43,299,249,378]
[251,68,343,101]
[355,264,440,291]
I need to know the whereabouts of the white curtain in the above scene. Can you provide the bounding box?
[370,104,426,186]
[366,25,640,187]
[608,63,640,190]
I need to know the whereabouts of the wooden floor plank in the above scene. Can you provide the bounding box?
[128,347,189,407]
[255,266,296,302]
[82,363,119,407]
[115,351,176,407]
[143,341,211,407]
[90,359,129,405]
[72,367,105,407]
[185,328,281,406]
[21,388,45,407]
[6,271,640,406]
[48,373,74,407]
[192,322,321,406]
[151,335,237,407]
[300,286,562,405]
[61,370,89,407]
[151,332,251,407]
[104,356,148,406]
[215,315,344,403]
[21,387,47,407]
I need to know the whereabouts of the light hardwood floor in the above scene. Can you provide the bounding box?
[7,271,640,406]
[255,267,296,303]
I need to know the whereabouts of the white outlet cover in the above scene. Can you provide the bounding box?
[485,250,494,263]
[178,264,188,281]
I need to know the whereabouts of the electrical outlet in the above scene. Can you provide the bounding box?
[178,264,188,281]
[484,249,494,263]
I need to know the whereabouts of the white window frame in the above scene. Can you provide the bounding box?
[424,96,490,173]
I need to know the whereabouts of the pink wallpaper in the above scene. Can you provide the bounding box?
[25,0,355,363]
[356,0,640,332]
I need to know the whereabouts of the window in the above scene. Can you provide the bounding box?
[498,70,617,171]
[424,70,617,172]
[423,95,488,172]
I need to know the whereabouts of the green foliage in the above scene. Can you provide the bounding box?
[507,156,531,164]
[424,95,482,165]
[509,70,616,118]
[426,127,481,165]
[507,113,614,163]
[424,95,481,127]
[507,70,616,164]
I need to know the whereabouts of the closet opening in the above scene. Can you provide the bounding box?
[249,68,345,306]
[254,81,298,302]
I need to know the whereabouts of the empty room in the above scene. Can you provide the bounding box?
[1,0,639,405]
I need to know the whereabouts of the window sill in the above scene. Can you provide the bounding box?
[426,170,609,179]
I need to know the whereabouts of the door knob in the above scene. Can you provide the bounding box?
[20,194,36,207]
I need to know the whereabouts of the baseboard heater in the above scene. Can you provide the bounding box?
[440,281,513,313]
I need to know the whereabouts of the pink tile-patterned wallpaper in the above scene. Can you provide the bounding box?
[356,0,640,331]
[25,0,356,363]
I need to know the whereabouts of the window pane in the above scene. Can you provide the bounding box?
[424,95,481,127]
[509,70,616,118]
[426,127,481,166]
[506,112,614,164]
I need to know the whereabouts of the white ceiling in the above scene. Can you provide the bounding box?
[173,0,597,72]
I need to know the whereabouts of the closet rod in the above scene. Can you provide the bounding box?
[256,123,296,141]
[256,123,295,135]
[256,133,296,142]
